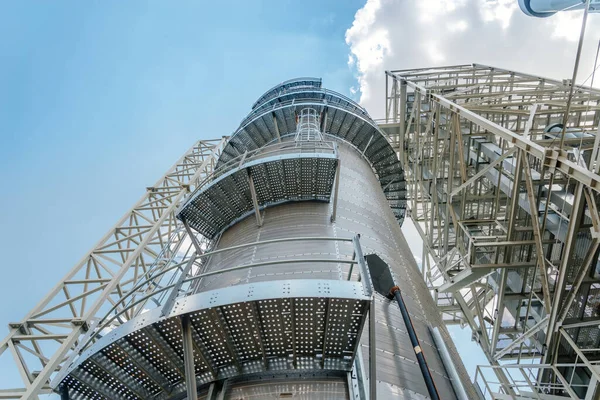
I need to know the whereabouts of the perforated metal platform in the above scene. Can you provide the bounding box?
[218,86,406,226]
[252,77,323,110]
[59,280,370,400]
[178,143,339,238]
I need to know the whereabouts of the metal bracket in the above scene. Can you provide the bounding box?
[331,160,341,222]
[247,171,263,227]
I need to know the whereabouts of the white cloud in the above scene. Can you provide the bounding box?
[418,0,468,22]
[480,0,518,29]
[347,54,355,67]
[552,10,586,41]
[447,20,469,32]
[345,0,391,103]
[346,0,382,35]
[345,0,600,115]
[426,40,446,63]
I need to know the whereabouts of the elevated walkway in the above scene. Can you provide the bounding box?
[178,141,339,238]
[61,279,370,399]
[219,88,407,226]
[57,236,373,400]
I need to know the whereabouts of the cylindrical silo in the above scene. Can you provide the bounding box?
[57,78,476,400]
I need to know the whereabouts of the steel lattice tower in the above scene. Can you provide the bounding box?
[0,78,476,399]
[381,64,600,399]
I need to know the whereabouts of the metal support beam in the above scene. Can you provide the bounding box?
[556,237,600,326]
[450,147,517,199]
[494,316,549,360]
[331,160,341,222]
[521,153,551,312]
[368,299,377,400]
[161,253,197,316]
[183,219,204,255]
[247,172,263,227]
[552,365,581,400]
[559,328,600,384]
[545,183,585,359]
[181,315,198,400]
[362,135,374,156]
[272,113,281,143]
[206,383,217,400]
[383,64,600,397]
[491,150,523,355]
[40,139,225,396]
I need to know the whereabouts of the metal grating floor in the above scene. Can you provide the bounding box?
[179,153,339,238]
[218,90,407,227]
[60,280,369,400]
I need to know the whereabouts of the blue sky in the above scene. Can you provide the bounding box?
[0,0,495,392]
[0,0,361,319]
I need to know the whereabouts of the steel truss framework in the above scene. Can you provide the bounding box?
[0,138,226,399]
[379,64,600,399]
[0,78,412,400]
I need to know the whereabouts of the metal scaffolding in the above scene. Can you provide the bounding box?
[379,64,600,399]
[0,139,226,399]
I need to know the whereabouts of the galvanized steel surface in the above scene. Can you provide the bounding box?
[59,278,370,399]
[199,140,475,399]
[218,83,407,227]
[56,79,470,400]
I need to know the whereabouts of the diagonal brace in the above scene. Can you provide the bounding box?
[522,153,552,312]
[247,171,263,227]
[450,147,517,200]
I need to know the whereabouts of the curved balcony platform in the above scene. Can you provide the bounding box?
[252,77,322,110]
[178,141,339,238]
[219,89,407,226]
[59,279,370,400]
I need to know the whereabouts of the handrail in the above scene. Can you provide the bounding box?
[79,236,359,353]
[240,90,370,130]
[252,88,364,115]
[179,139,337,214]
[252,77,322,109]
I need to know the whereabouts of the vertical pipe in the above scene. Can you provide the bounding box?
[430,327,469,400]
[559,0,590,149]
[272,114,281,143]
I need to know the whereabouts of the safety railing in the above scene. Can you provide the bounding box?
[75,235,370,355]
[474,328,600,399]
[251,77,322,109]
[239,89,370,129]
[178,139,337,212]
